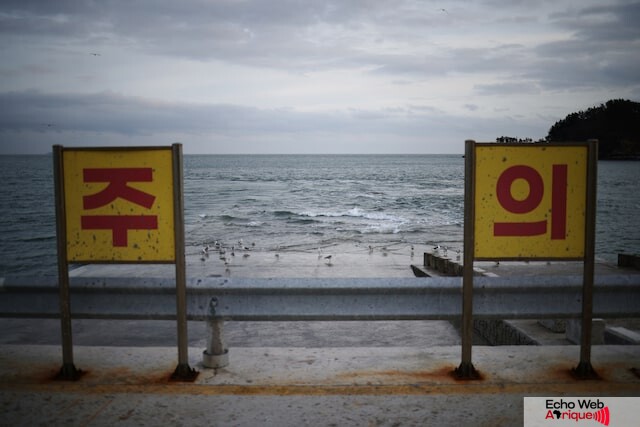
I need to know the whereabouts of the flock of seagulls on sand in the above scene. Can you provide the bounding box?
[195,239,477,276]
[197,239,338,275]
[200,239,255,261]
[194,235,545,274]
[199,239,259,275]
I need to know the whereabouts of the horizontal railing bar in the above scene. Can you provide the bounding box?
[1,275,638,321]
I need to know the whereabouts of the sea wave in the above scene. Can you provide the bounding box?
[2,154,636,277]
[362,223,403,234]
[21,234,56,243]
[298,207,405,223]
[273,210,297,218]
[217,214,264,228]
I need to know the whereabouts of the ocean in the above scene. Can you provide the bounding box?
[0,154,638,277]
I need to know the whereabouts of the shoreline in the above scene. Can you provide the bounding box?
[67,242,639,279]
[71,242,437,279]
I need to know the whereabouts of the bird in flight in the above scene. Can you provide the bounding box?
[89,53,101,56]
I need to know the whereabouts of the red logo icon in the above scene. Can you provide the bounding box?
[594,406,610,426]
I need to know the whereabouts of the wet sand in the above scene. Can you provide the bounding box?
[70,242,439,279]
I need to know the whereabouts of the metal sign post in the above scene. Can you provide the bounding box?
[170,143,198,381]
[53,146,82,380]
[574,140,599,379]
[456,140,480,379]
[458,140,597,379]
[53,144,197,381]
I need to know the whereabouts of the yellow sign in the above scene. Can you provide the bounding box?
[474,144,588,259]
[62,148,175,262]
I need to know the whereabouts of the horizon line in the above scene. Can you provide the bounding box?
[2,152,465,156]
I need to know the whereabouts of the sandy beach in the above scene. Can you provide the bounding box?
[69,242,437,279]
[68,239,637,280]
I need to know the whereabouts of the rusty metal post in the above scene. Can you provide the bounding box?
[170,143,198,381]
[455,140,480,379]
[573,140,599,379]
[53,145,82,380]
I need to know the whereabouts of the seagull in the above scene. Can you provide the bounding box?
[89,52,101,56]
[324,255,333,266]
[433,244,441,253]
[437,8,448,14]
[201,245,210,257]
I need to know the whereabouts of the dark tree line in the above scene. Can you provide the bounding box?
[546,99,640,159]
[496,99,640,159]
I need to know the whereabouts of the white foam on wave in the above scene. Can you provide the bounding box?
[299,207,405,223]
[363,223,402,234]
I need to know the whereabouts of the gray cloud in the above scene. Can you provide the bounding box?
[550,1,640,43]
[3,1,638,83]
[0,90,544,154]
[530,1,640,90]
[1,1,638,154]
[0,90,329,135]
[473,81,541,96]
[0,90,420,136]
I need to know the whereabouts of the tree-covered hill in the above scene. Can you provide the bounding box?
[546,99,640,160]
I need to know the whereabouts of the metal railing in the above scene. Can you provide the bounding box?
[1,275,639,369]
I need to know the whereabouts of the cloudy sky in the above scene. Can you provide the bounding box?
[1,0,639,154]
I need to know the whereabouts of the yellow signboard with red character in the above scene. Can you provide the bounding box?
[457,140,598,380]
[474,144,589,259]
[54,144,196,381]
[62,147,175,262]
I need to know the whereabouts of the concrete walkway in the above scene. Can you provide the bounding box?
[3,254,638,425]
[1,344,638,426]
